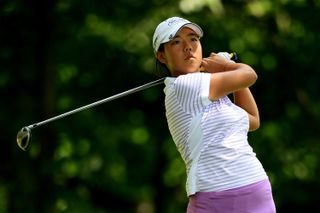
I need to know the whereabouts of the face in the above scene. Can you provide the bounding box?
[156,27,202,77]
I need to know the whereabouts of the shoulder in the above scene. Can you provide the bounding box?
[166,72,210,86]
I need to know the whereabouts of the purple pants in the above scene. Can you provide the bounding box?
[187,179,276,213]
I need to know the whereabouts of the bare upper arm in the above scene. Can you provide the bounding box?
[209,63,257,101]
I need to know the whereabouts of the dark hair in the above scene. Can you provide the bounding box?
[155,44,172,77]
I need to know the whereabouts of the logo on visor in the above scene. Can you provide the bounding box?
[167,18,183,26]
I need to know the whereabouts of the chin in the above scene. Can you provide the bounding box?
[185,68,200,73]
[173,67,200,76]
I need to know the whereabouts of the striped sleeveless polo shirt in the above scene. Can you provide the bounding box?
[164,72,267,196]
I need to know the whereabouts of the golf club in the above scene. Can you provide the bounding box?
[16,77,165,151]
[16,52,238,151]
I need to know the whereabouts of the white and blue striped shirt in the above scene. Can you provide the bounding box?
[164,72,267,196]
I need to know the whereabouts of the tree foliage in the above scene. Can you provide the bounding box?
[1,0,320,212]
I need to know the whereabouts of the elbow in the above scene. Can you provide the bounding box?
[249,122,260,132]
[239,64,258,87]
[252,70,258,83]
[247,67,258,86]
[249,116,260,132]
[248,112,260,131]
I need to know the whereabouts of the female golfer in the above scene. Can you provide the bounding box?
[152,17,276,213]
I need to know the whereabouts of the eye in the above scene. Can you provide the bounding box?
[171,40,180,45]
[191,36,199,42]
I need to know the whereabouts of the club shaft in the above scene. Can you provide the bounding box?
[27,78,165,130]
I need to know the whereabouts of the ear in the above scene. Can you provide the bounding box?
[156,51,167,64]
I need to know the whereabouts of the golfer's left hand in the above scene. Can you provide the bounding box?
[200,52,232,73]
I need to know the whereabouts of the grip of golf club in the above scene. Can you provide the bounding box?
[217,52,238,61]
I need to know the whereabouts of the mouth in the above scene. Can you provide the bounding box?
[185,54,195,60]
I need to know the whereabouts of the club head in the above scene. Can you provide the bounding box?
[16,127,32,151]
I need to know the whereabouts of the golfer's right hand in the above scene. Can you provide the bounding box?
[201,52,232,73]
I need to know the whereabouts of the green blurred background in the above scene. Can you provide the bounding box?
[1,0,320,212]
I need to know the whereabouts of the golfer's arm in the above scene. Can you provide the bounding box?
[233,88,260,131]
[209,63,257,100]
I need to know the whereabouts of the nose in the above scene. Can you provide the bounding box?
[185,46,192,52]
[184,41,192,52]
